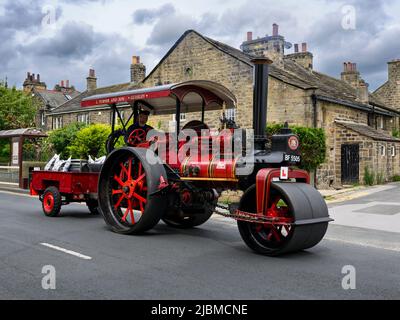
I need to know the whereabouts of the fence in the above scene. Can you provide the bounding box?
[0,166,19,184]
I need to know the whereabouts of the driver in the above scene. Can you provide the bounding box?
[126,109,153,141]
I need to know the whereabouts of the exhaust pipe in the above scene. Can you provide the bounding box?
[252,57,273,150]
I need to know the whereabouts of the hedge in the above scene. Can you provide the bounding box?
[266,124,326,172]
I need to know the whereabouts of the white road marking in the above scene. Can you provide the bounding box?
[0,190,36,198]
[324,237,400,253]
[40,243,92,260]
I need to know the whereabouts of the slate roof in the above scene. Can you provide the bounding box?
[336,120,400,142]
[50,82,138,114]
[34,88,80,110]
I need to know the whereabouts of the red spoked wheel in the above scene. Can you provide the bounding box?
[127,129,147,147]
[112,156,148,226]
[98,147,168,234]
[237,182,329,256]
[42,186,62,217]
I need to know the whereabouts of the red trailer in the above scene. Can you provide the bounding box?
[31,57,333,256]
[30,171,99,216]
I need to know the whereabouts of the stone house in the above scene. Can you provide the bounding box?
[23,72,80,130]
[44,25,400,188]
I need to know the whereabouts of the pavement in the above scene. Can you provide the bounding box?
[0,183,399,300]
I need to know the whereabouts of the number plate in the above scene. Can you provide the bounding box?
[284,154,301,163]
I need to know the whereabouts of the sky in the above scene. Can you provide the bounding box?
[0,0,399,92]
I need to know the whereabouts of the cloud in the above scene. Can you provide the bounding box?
[132,3,175,25]
[23,21,105,59]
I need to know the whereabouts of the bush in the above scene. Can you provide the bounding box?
[392,175,400,182]
[392,129,400,138]
[68,124,111,159]
[266,124,326,172]
[46,123,87,158]
[376,171,385,185]
[363,166,375,186]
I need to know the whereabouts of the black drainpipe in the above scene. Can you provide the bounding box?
[311,93,318,128]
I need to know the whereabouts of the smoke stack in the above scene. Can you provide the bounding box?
[272,23,279,36]
[247,31,253,41]
[252,57,273,149]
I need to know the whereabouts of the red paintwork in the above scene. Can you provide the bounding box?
[255,168,310,215]
[43,192,54,214]
[111,157,147,224]
[30,171,99,197]
[81,89,171,107]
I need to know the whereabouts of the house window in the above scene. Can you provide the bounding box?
[379,117,385,130]
[41,112,45,126]
[391,146,396,157]
[173,113,186,122]
[226,108,236,121]
[380,145,386,157]
[53,116,63,129]
[77,113,89,125]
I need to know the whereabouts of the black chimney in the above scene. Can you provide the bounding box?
[252,57,272,149]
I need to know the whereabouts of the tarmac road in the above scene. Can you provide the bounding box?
[0,189,399,300]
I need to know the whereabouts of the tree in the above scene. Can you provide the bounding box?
[0,83,37,130]
[68,124,111,159]
[46,122,88,158]
[0,82,38,162]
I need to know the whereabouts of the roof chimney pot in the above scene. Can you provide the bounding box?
[272,23,279,36]
[294,43,299,53]
[301,43,307,52]
[247,31,253,41]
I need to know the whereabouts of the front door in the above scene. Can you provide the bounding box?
[341,144,360,184]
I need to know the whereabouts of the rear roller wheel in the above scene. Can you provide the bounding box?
[237,183,329,256]
[42,186,62,217]
[98,147,168,234]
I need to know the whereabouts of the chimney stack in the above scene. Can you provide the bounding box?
[130,56,146,84]
[247,31,253,42]
[357,80,369,104]
[272,23,279,36]
[388,59,400,83]
[341,61,361,88]
[86,69,97,91]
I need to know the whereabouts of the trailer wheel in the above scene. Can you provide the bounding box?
[42,186,62,217]
[86,199,100,215]
[162,206,215,229]
[98,147,168,234]
[237,183,329,256]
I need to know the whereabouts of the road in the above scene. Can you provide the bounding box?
[0,185,399,300]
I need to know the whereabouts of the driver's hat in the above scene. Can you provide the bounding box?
[139,109,150,116]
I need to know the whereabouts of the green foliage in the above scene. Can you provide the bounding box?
[392,129,400,138]
[46,122,87,158]
[376,171,385,185]
[392,175,400,182]
[363,166,375,186]
[68,124,111,159]
[266,124,326,171]
[0,83,37,130]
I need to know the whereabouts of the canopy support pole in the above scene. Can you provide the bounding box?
[175,98,181,156]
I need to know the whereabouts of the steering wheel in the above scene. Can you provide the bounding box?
[127,128,147,147]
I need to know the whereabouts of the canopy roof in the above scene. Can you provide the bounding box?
[0,128,48,138]
[80,80,237,115]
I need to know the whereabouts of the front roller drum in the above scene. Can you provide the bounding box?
[237,182,330,256]
[98,147,168,234]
